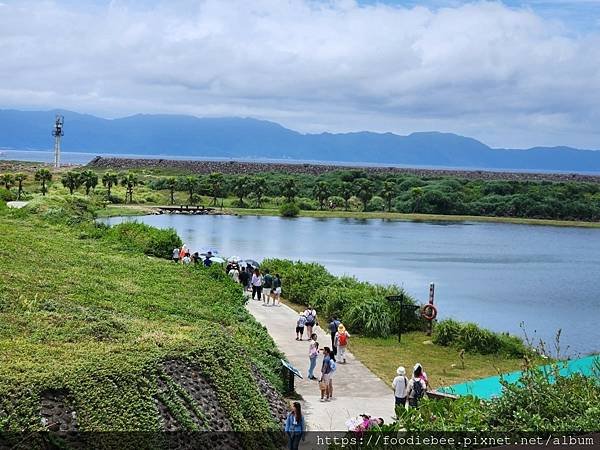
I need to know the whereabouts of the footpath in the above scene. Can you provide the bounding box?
[246,298,396,432]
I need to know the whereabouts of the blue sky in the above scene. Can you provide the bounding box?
[1,0,599,149]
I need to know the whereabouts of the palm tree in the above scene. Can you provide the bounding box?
[102,171,119,199]
[354,178,375,212]
[120,172,138,203]
[80,170,98,195]
[181,176,197,205]
[339,182,353,211]
[410,187,424,213]
[14,173,27,200]
[61,171,81,195]
[250,176,268,208]
[1,173,14,190]
[232,175,250,206]
[381,180,397,212]
[35,168,52,196]
[313,181,331,210]
[208,172,225,206]
[281,177,298,203]
[165,177,177,205]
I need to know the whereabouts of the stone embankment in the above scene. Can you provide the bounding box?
[87,156,600,183]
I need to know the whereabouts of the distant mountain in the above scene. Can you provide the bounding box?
[1,109,599,172]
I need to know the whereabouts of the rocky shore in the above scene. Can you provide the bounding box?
[87,156,600,183]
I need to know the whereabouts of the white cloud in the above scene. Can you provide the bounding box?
[0,0,599,148]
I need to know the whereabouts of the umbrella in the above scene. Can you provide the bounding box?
[228,256,242,263]
[209,256,226,264]
[242,259,260,268]
[200,248,219,256]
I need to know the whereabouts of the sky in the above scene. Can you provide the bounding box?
[1,0,600,149]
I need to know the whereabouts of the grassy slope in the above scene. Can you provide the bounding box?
[0,212,282,432]
[278,299,524,389]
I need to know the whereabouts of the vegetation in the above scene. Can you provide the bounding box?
[278,202,300,217]
[390,360,600,433]
[0,196,285,440]
[433,319,528,357]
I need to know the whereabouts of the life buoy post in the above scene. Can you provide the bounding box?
[422,282,436,336]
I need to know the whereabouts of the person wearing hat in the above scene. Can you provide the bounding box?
[334,324,350,364]
[392,366,409,408]
[296,313,307,341]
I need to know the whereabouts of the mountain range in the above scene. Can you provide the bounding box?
[1,109,599,172]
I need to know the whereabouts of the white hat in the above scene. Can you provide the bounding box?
[396,366,406,376]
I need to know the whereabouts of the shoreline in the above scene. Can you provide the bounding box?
[96,204,600,228]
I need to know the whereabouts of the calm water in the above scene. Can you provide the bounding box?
[101,214,600,356]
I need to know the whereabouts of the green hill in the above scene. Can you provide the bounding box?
[0,200,287,448]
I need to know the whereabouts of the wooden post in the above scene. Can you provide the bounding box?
[427,282,435,336]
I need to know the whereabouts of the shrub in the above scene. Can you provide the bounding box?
[108,194,124,204]
[105,222,182,259]
[433,319,527,357]
[367,195,385,211]
[0,189,16,202]
[279,202,300,217]
[328,195,345,209]
[296,197,317,211]
[345,299,393,337]
[25,195,98,225]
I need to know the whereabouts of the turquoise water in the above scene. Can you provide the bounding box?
[100,214,600,356]
[437,355,600,400]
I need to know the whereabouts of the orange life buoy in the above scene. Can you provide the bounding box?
[421,304,437,321]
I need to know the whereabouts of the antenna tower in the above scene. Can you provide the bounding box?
[52,115,64,168]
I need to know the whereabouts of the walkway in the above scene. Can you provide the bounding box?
[246,299,396,431]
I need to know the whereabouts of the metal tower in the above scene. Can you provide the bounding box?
[52,115,64,168]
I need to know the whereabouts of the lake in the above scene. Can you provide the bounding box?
[101,214,600,356]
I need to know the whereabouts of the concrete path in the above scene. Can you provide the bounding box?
[246,298,395,432]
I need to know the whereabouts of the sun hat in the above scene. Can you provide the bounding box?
[413,362,422,371]
[396,366,406,376]
[337,324,346,333]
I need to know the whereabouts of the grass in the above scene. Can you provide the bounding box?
[276,298,525,388]
[349,334,525,389]
[0,207,284,435]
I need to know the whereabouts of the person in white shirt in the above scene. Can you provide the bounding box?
[392,366,408,408]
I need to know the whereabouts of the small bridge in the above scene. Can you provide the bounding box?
[155,205,215,215]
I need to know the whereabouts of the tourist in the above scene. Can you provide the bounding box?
[272,273,282,305]
[304,306,317,338]
[251,268,263,300]
[334,324,350,363]
[406,364,427,408]
[284,401,305,450]
[392,366,408,409]
[329,316,341,360]
[191,251,200,265]
[239,266,250,290]
[182,252,191,265]
[203,252,213,267]
[262,269,273,304]
[307,333,319,380]
[320,347,336,401]
[180,244,187,263]
[228,265,240,283]
[172,247,180,263]
[296,313,306,341]
[413,362,429,388]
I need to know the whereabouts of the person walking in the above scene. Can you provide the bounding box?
[304,306,317,338]
[284,401,305,450]
[272,273,282,305]
[319,347,336,402]
[329,317,341,361]
[251,268,263,301]
[392,366,408,409]
[228,265,240,283]
[182,253,191,264]
[203,252,213,267]
[413,362,429,388]
[172,247,180,263]
[407,364,427,408]
[334,324,350,363]
[239,266,250,290]
[262,270,273,304]
[296,313,306,341]
[307,333,319,380]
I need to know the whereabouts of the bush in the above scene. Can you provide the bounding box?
[296,197,317,211]
[0,189,16,202]
[108,194,124,204]
[25,195,98,225]
[279,202,300,217]
[328,196,345,209]
[433,319,527,357]
[105,222,182,259]
[367,195,385,211]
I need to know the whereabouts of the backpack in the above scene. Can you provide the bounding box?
[338,332,348,346]
[305,311,315,323]
[413,379,425,399]
[329,359,337,373]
